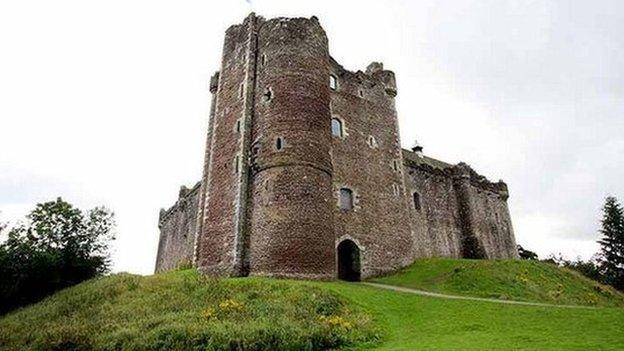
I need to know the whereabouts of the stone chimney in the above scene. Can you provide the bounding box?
[411,139,424,158]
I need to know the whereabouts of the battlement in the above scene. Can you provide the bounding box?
[329,57,397,103]
[158,181,201,227]
[402,149,508,199]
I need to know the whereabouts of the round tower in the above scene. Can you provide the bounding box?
[248,17,335,279]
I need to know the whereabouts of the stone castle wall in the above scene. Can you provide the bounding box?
[329,59,414,278]
[402,151,518,260]
[154,14,519,275]
[155,183,200,272]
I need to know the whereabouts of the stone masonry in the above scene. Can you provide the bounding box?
[154,14,519,279]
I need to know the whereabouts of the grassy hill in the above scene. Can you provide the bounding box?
[1,260,624,350]
[371,258,624,307]
[0,270,377,351]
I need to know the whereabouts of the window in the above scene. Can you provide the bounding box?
[263,87,272,102]
[368,135,377,148]
[359,90,364,97]
[275,137,284,151]
[239,83,244,99]
[329,75,337,90]
[413,192,421,211]
[261,54,266,66]
[236,120,241,133]
[393,160,399,172]
[234,155,240,173]
[331,118,343,137]
[392,184,400,196]
[340,188,353,210]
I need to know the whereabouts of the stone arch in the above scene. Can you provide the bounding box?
[336,239,361,281]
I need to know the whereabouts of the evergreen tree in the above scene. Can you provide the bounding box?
[597,196,624,290]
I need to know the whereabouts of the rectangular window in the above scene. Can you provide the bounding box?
[331,118,343,137]
[329,75,337,90]
[340,188,353,210]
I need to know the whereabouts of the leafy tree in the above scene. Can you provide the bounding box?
[597,196,624,290]
[517,245,538,260]
[0,198,114,314]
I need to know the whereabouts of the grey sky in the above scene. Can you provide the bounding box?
[1,0,622,274]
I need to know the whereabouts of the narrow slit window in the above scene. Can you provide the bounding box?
[236,120,241,133]
[393,160,399,172]
[331,118,343,137]
[234,155,240,173]
[413,192,421,211]
[393,184,400,196]
[340,188,353,210]
[261,54,266,66]
[239,83,244,99]
[263,87,272,102]
[329,75,337,90]
[359,90,364,97]
[368,136,377,148]
[275,137,284,151]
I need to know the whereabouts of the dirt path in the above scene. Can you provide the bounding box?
[362,282,596,309]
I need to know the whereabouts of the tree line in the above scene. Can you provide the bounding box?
[518,195,624,291]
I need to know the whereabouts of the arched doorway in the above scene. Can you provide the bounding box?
[337,240,361,281]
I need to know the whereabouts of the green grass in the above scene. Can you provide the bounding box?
[321,282,624,351]
[2,260,624,350]
[371,258,624,307]
[0,270,377,351]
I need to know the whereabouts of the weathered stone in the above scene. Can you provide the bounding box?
[154,14,519,277]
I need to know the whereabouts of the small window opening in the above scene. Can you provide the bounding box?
[252,145,260,156]
[413,192,421,211]
[329,75,337,90]
[234,155,240,173]
[239,83,244,99]
[393,184,400,196]
[236,120,241,133]
[331,118,343,137]
[263,87,272,102]
[368,136,377,148]
[359,90,364,97]
[340,188,353,210]
[275,137,284,151]
[261,54,266,66]
[393,160,399,172]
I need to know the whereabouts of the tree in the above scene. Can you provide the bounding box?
[0,198,115,314]
[597,196,624,290]
[517,244,538,260]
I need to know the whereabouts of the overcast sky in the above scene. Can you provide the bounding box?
[1,0,622,274]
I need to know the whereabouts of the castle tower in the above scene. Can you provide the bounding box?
[247,16,335,278]
[194,14,335,278]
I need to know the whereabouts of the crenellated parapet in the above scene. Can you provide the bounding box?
[402,149,509,200]
[158,182,201,228]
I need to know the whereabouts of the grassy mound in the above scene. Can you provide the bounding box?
[0,270,377,351]
[371,258,624,307]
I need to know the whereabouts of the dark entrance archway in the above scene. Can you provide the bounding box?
[337,239,361,281]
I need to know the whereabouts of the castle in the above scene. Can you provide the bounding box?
[155,14,518,280]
